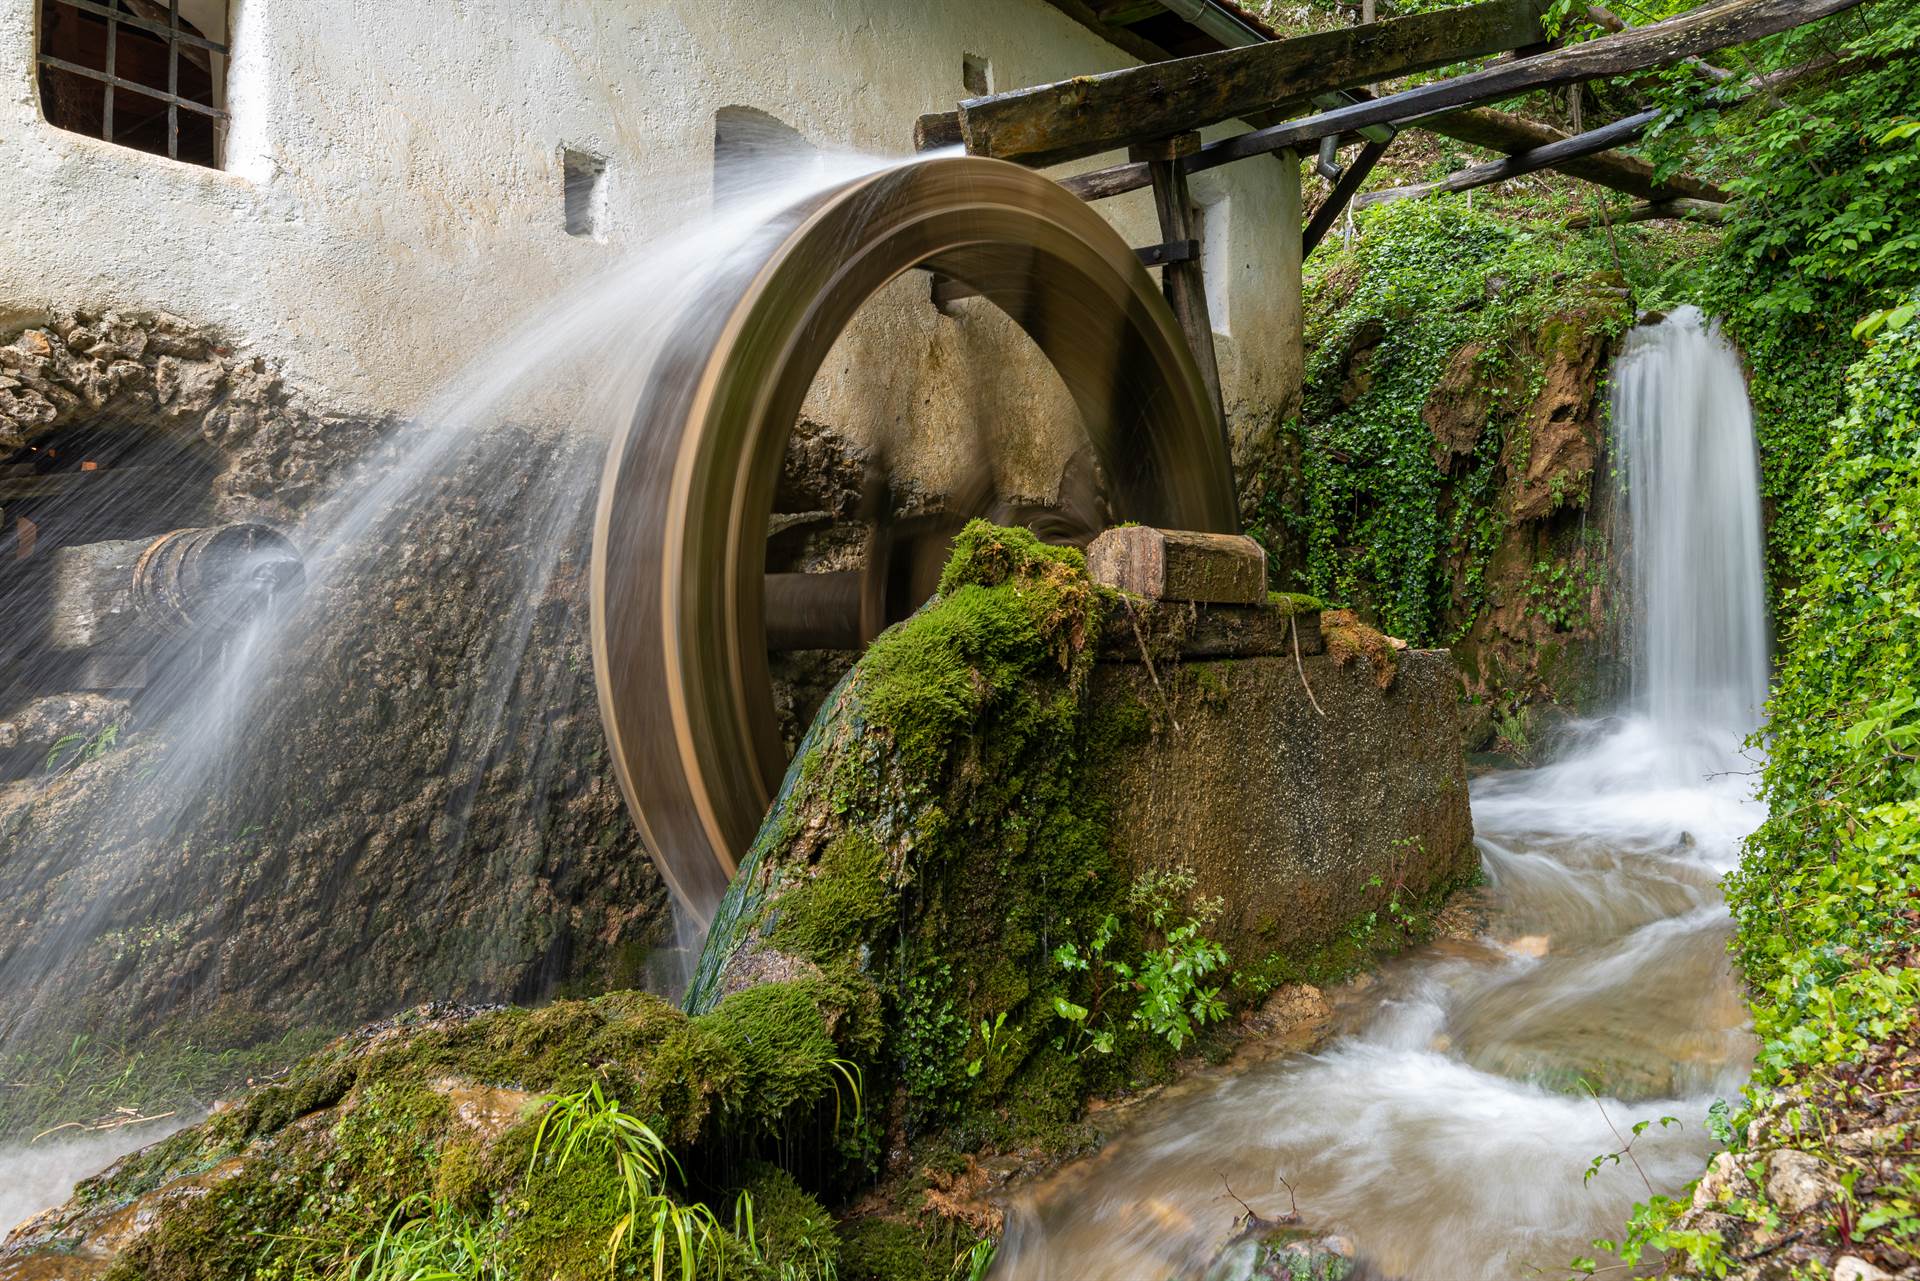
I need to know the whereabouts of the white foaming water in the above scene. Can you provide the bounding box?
[0,146,912,1228]
[1614,305,1771,749]
[996,308,1768,1279]
[0,1119,191,1238]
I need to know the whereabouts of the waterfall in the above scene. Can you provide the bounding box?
[993,307,1771,1279]
[1612,305,1770,747]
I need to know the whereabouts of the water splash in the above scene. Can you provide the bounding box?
[995,307,1768,1278]
[0,147,909,1129]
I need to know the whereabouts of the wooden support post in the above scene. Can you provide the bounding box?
[1303,136,1391,255]
[1134,133,1226,446]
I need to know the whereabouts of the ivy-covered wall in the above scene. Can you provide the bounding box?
[1245,200,1695,750]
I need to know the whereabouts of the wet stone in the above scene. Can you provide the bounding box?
[1087,525,1268,604]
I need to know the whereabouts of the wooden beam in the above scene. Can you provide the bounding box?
[1566,196,1727,227]
[1063,0,1866,196]
[1036,0,1172,63]
[1304,137,1392,255]
[1418,105,1726,203]
[1135,134,1227,436]
[1357,107,1661,208]
[943,0,1545,169]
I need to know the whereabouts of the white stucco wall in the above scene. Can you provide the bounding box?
[0,0,1300,497]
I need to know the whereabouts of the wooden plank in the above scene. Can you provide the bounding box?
[1061,0,1862,200]
[1566,196,1726,227]
[1304,137,1392,255]
[1184,0,1866,172]
[1358,107,1661,208]
[953,0,1546,169]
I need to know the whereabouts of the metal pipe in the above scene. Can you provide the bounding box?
[1159,0,1272,46]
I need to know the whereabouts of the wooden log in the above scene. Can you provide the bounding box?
[947,0,1546,169]
[1063,0,1866,197]
[1587,3,1735,80]
[1356,107,1660,208]
[1304,136,1392,255]
[1565,196,1727,227]
[1417,105,1725,203]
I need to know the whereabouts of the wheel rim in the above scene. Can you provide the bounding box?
[592,155,1237,920]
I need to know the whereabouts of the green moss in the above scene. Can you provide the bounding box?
[838,1218,944,1281]
[771,832,893,965]
[737,1161,841,1276]
[1266,590,1325,615]
[688,523,1146,1157]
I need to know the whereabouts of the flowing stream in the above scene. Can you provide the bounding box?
[995,306,1769,1279]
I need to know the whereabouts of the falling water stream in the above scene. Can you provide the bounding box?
[995,306,1769,1279]
[0,144,916,1235]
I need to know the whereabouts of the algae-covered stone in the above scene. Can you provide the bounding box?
[688,521,1133,1151]
[0,987,877,1278]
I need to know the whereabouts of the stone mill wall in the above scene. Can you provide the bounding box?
[1094,646,1475,968]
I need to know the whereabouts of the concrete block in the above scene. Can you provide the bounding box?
[1093,649,1473,964]
[1086,526,1267,604]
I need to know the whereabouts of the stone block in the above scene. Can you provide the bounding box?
[1093,648,1473,965]
[1086,526,1267,604]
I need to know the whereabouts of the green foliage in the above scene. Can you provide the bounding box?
[1524,558,1601,632]
[1050,866,1231,1056]
[345,1195,508,1281]
[1635,0,1920,588]
[528,1082,727,1278]
[1266,198,1653,645]
[1596,307,1920,1272]
[44,720,120,774]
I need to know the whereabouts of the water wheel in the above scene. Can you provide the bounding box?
[591,155,1237,918]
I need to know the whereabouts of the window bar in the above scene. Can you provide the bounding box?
[56,0,224,54]
[102,0,118,143]
[167,0,179,160]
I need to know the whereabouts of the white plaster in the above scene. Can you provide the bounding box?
[0,0,1303,492]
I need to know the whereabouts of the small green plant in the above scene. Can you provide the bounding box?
[951,1238,997,1281]
[1052,866,1231,1056]
[1523,559,1600,632]
[735,1188,840,1281]
[347,1194,509,1281]
[964,1012,1006,1079]
[43,721,120,775]
[529,1081,727,1280]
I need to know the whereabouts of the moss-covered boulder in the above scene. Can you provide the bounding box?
[2,987,876,1279]
[691,520,1163,1154]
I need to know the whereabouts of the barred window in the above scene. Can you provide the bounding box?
[37,0,229,167]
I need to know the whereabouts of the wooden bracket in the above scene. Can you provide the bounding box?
[1135,239,1199,268]
[1128,131,1203,163]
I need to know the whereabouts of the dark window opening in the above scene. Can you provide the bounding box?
[962,53,991,97]
[37,0,229,167]
[562,147,607,239]
[713,106,813,207]
[0,422,220,711]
